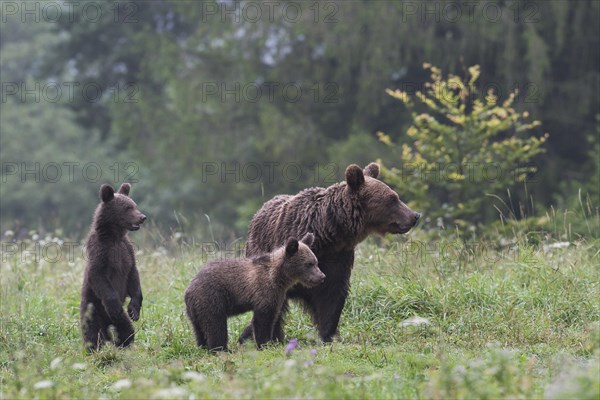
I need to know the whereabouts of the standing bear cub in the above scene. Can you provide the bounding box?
[80,183,147,350]
[184,233,324,351]
[240,162,420,344]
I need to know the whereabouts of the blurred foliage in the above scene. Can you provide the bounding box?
[425,348,536,399]
[585,115,600,205]
[556,114,600,209]
[1,0,599,238]
[0,97,125,236]
[379,64,548,229]
[0,18,133,237]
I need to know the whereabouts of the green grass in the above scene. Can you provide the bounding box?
[1,230,599,399]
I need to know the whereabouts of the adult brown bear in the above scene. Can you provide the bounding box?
[239,162,420,344]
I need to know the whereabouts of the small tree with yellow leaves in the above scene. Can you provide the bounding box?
[378,64,548,228]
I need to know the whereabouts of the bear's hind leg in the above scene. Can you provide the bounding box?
[205,316,228,352]
[191,322,208,348]
[83,322,105,351]
[81,303,107,351]
[186,304,209,348]
[237,324,253,344]
[194,329,208,348]
[113,317,135,348]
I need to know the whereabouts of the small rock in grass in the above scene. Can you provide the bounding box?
[400,316,431,327]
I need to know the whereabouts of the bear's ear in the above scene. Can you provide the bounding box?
[345,164,365,191]
[100,184,115,203]
[363,162,380,178]
[118,183,131,196]
[300,232,314,247]
[285,238,299,257]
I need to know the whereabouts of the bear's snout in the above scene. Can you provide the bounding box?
[129,213,147,231]
[309,269,326,287]
[412,212,421,225]
[316,270,326,284]
[387,207,421,234]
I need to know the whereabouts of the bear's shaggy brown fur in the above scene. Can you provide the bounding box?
[80,183,147,350]
[239,162,420,343]
[184,233,324,351]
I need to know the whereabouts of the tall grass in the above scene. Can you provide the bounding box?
[1,207,598,399]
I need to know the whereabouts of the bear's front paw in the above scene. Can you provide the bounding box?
[127,303,141,321]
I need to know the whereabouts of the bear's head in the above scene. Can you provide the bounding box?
[282,233,325,288]
[97,183,147,232]
[345,163,420,235]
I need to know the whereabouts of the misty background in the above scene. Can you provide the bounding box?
[1,0,598,241]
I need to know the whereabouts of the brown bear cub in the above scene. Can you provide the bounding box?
[240,162,420,344]
[80,183,147,350]
[184,233,324,351]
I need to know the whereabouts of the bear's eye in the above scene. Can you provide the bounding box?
[388,195,398,204]
[126,205,133,211]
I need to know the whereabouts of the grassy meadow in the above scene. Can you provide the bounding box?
[1,214,599,399]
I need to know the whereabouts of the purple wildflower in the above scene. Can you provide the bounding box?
[285,338,298,356]
[304,359,314,367]
[310,349,317,357]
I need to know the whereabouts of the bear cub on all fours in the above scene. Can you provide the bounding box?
[80,183,147,350]
[184,233,325,351]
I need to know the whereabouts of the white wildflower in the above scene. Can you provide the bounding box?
[50,357,62,370]
[111,379,132,391]
[182,371,205,382]
[153,387,187,399]
[543,242,570,251]
[33,380,53,390]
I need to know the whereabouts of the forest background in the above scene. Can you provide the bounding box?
[1,0,598,240]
